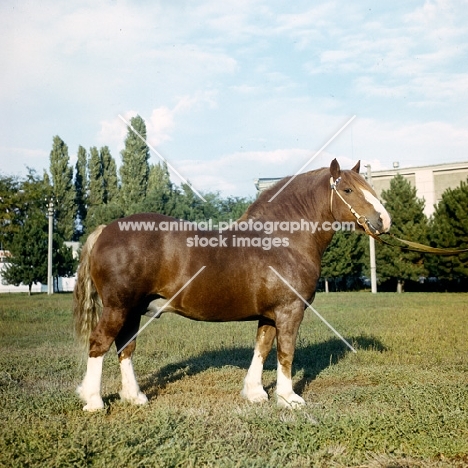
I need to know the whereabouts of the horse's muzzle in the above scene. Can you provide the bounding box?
[365,214,391,236]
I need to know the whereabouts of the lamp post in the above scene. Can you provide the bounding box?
[47,198,54,295]
[366,165,377,294]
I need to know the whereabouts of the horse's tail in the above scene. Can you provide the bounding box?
[73,225,106,349]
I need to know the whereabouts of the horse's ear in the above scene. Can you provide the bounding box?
[330,158,341,179]
[351,160,361,173]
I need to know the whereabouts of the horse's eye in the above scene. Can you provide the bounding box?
[343,188,353,194]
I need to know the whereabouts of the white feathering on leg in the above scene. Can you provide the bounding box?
[119,358,148,405]
[77,356,105,411]
[276,361,305,409]
[241,347,268,402]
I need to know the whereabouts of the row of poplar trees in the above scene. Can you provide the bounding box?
[321,173,468,292]
[74,116,251,239]
[0,116,250,293]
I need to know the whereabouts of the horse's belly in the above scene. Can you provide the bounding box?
[145,288,264,322]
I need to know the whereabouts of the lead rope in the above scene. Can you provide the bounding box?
[329,176,468,256]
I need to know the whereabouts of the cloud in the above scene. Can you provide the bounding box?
[351,117,468,171]
[0,147,49,176]
[0,1,238,106]
[230,85,261,95]
[97,110,138,149]
[147,107,175,147]
[146,91,219,146]
[354,70,468,107]
[299,0,468,109]
[275,4,337,49]
[169,147,347,197]
[97,90,218,158]
[144,45,238,77]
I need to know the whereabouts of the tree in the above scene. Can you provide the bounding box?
[85,146,105,234]
[0,174,21,250]
[3,170,80,292]
[217,196,252,222]
[101,146,118,204]
[49,136,76,241]
[376,174,428,292]
[140,162,177,215]
[429,179,468,282]
[88,146,104,207]
[119,115,150,214]
[53,233,76,291]
[3,213,48,295]
[174,183,220,222]
[2,172,50,295]
[74,145,88,240]
[321,230,365,292]
[84,203,124,237]
[84,146,123,236]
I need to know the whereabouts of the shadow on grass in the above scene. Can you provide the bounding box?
[141,334,386,401]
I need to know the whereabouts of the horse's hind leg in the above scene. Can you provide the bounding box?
[77,306,128,411]
[241,318,276,403]
[115,314,148,406]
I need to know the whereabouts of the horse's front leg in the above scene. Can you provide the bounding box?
[275,304,305,408]
[241,318,276,403]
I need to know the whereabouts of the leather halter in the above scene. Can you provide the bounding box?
[329,176,381,236]
[329,175,468,256]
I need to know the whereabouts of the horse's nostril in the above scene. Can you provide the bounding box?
[378,215,391,233]
[370,217,384,234]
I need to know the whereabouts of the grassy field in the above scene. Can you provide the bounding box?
[0,292,467,467]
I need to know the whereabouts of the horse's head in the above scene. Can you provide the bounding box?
[329,159,391,235]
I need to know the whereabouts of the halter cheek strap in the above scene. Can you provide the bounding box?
[329,176,380,236]
[329,176,341,211]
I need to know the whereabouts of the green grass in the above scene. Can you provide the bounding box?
[0,292,467,467]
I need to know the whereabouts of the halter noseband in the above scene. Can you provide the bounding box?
[329,176,381,236]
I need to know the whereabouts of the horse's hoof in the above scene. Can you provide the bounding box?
[83,402,105,412]
[120,391,148,405]
[240,388,268,403]
[77,385,104,411]
[133,392,148,405]
[82,397,105,411]
[276,392,305,409]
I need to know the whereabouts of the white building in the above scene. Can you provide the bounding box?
[0,243,79,293]
[366,161,468,217]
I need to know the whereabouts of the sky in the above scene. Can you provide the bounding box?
[1,0,468,199]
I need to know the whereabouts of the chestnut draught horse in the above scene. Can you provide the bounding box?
[74,159,391,411]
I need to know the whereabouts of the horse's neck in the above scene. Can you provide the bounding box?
[240,173,337,257]
[243,172,333,224]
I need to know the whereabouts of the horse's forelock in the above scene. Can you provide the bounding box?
[341,168,378,197]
